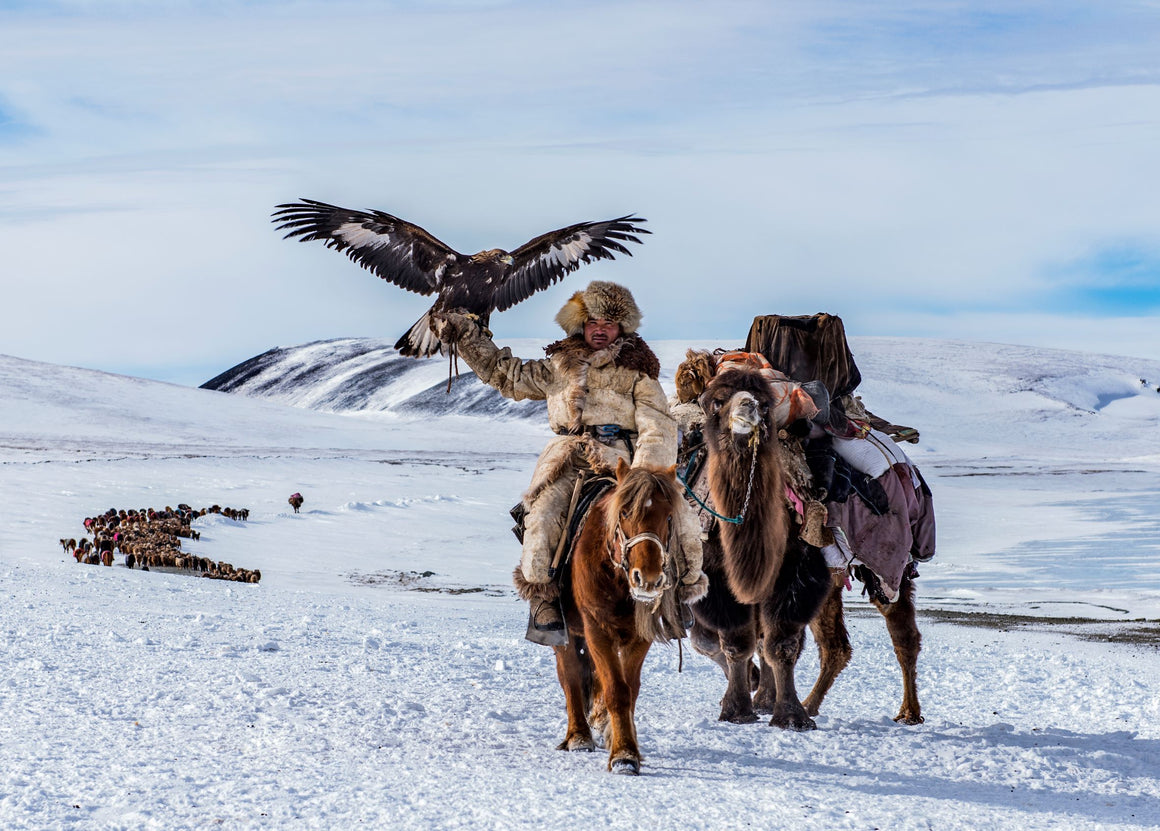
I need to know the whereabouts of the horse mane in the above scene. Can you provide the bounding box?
[702,366,790,605]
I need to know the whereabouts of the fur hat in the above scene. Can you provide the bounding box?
[555,280,642,336]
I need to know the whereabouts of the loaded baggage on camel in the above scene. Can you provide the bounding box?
[745,312,935,601]
[673,312,935,605]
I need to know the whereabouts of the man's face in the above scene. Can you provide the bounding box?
[583,318,621,350]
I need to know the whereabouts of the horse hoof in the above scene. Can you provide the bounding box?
[894,712,925,726]
[556,736,596,752]
[610,758,640,776]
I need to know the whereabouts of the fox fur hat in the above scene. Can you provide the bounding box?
[555,280,643,337]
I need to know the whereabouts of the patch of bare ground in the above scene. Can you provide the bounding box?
[346,569,508,597]
[908,608,1160,648]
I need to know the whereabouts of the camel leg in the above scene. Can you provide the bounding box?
[760,617,815,731]
[716,623,760,724]
[870,576,924,725]
[553,640,595,752]
[584,626,641,774]
[753,652,775,714]
[688,620,729,673]
[802,584,852,717]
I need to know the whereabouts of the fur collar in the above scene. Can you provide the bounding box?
[543,333,660,379]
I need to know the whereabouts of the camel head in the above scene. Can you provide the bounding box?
[700,366,775,445]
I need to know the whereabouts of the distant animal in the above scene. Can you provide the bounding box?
[551,459,684,775]
[271,199,649,358]
[288,493,304,513]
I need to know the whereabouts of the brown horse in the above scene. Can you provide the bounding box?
[553,458,684,775]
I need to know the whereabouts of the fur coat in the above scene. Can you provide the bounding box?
[454,328,676,506]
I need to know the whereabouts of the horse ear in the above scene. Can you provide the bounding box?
[615,457,631,480]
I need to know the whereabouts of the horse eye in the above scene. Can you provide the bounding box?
[709,399,722,413]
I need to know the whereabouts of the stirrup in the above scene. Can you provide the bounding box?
[525,603,568,647]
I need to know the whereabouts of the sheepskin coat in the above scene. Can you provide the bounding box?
[454,327,692,584]
[456,328,675,482]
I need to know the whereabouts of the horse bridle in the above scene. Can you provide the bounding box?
[611,515,674,591]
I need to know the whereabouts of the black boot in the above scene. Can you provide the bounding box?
[525,599,567,647]
[514,566,568,647]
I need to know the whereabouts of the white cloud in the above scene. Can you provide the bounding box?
[2,0,1159,382]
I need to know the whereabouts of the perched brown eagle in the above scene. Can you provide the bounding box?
[272,199,650,358]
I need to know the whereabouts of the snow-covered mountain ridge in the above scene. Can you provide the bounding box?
[198,335,1160,465]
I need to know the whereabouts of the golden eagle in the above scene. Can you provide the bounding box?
[272,199,649,358]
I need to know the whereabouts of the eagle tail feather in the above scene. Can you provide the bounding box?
[395,312,445,359]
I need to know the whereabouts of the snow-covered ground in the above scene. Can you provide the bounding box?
[2,338,1159,830]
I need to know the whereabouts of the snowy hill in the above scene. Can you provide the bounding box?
[200,337,547,419]
[200,334,1160,464]
[2,342,1160,829]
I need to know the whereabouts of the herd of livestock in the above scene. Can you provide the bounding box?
[60,503,261,583]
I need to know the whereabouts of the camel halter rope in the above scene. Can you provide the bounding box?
[677,430,761,526]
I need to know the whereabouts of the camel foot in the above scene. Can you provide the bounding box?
[609,756,640,775]
[769,708,817,731]
[752,692,776,715]
[719,709,759,724]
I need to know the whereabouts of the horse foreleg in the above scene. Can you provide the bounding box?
[553,641,595,752]
[802,584,852,717]
[871,576,924,725]
[760,618,815,731]
[622,638,652,748]
[585,627,641,774]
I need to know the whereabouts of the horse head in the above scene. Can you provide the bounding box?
[607,458,681,605]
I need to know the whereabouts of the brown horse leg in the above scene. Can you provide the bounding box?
[802,584,852,717]
[622,637,652,749]
[553,641,596,751]
[760,620,815,731]
[587,672,609,748]
[584,626,641,774]
[871,576,924,725]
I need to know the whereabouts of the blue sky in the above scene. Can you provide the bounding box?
[1,0,1158,384]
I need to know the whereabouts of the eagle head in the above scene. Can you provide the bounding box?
[471,248,513,266]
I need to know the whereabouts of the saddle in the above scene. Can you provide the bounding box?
[508,475,617,577]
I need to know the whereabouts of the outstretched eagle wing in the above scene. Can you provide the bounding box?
[492,215,650,312]
[272,198,463,296]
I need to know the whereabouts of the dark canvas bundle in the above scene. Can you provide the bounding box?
[743,313,862,398]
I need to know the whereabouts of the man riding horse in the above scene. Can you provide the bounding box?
[430,281,708,643]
